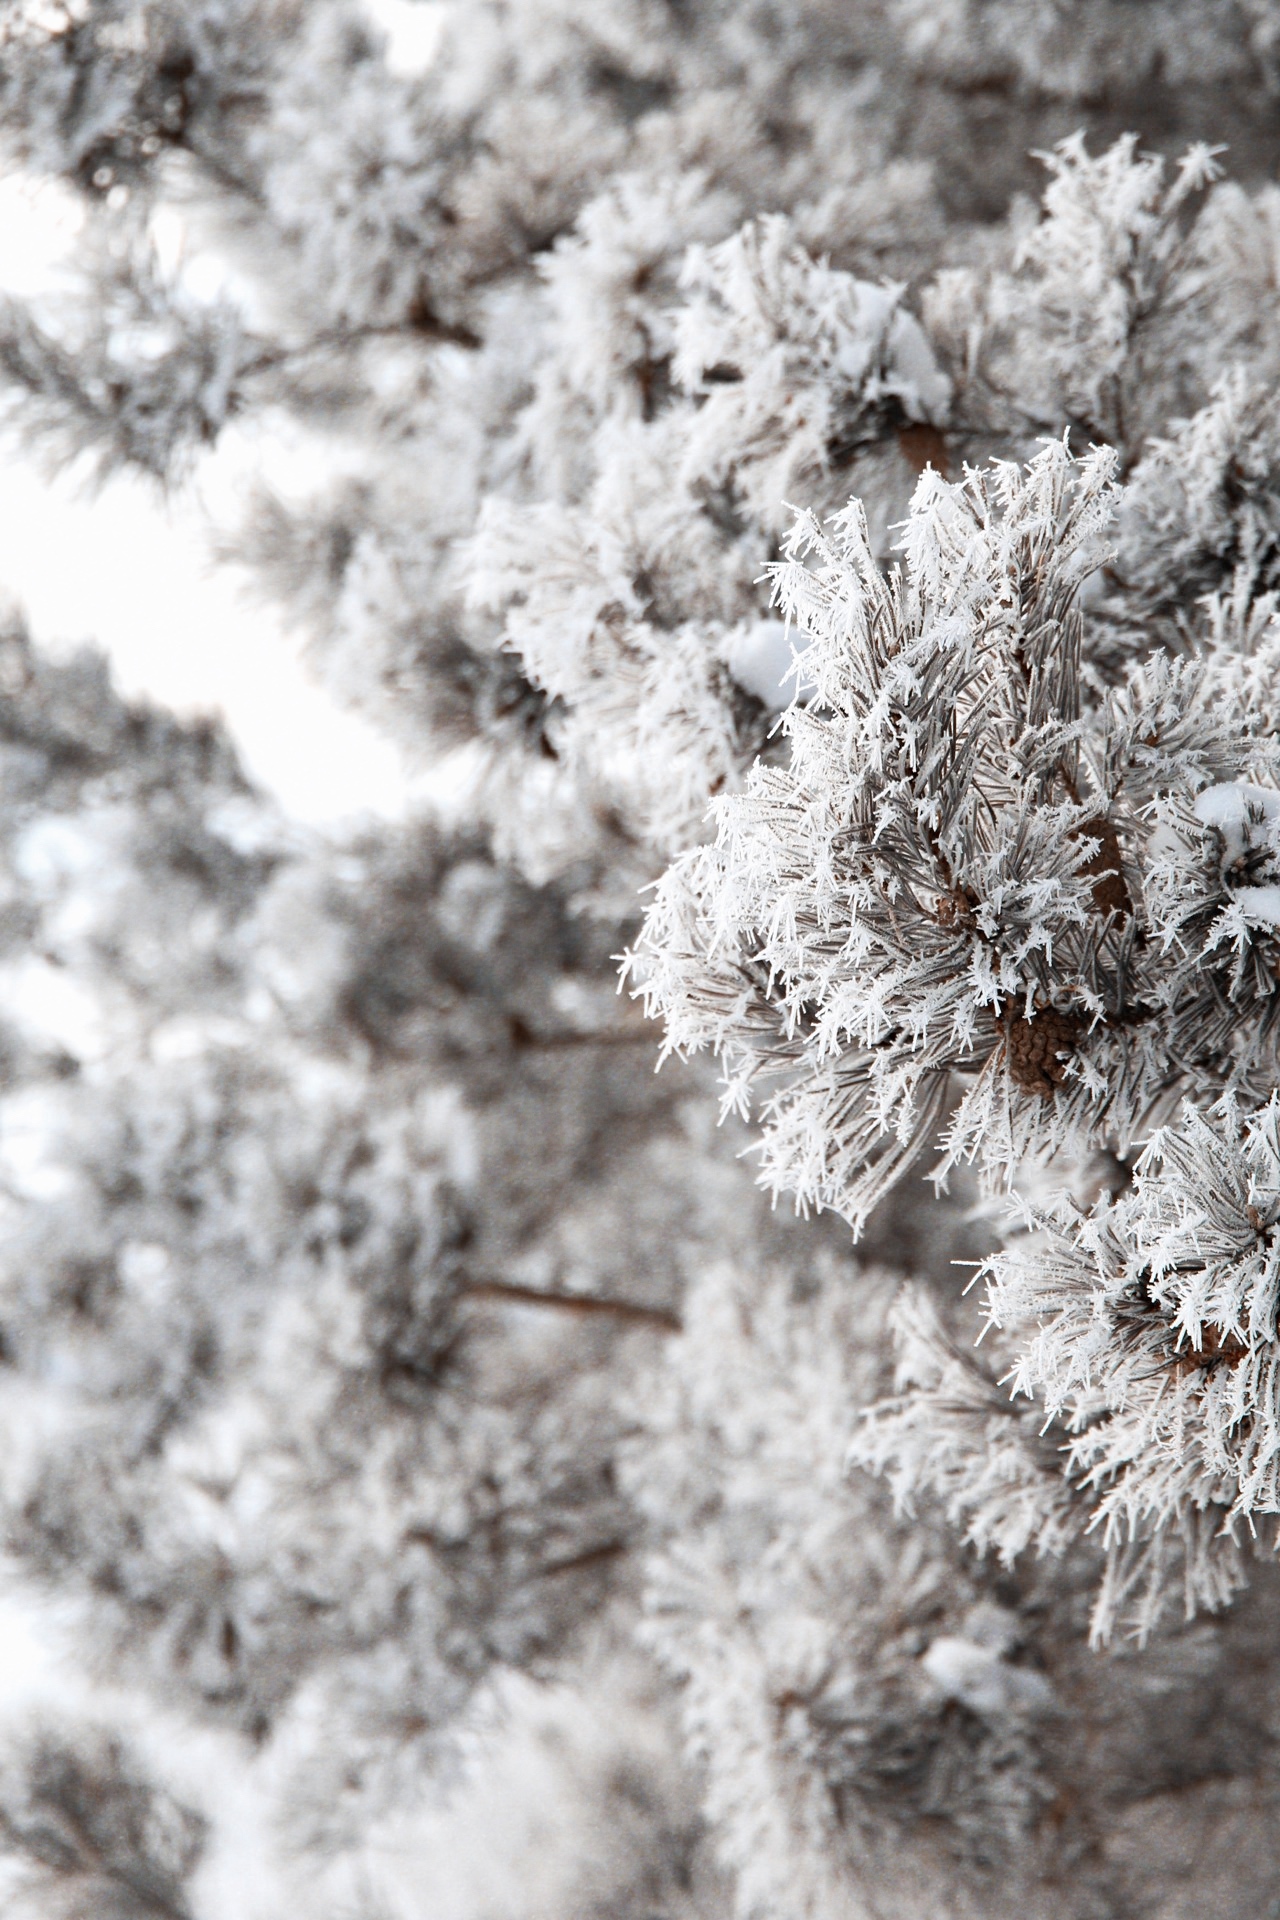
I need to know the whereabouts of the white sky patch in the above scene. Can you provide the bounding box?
[0,447,425,825]
[0,956,109,1062]
[0,1590,61,1712]
[362,0,447,76]
[0,1083,76,1202]
[0,170,84,297]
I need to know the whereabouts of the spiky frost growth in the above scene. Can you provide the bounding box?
[926,135,1280,460]
[470,140,1280,887]
[1114,369,1280,622]
[860,1096,1280,1644]
[853,1284,1082,1575]
[672,214,950,537]
[469,210,947,876]
[632,440,1280,1228]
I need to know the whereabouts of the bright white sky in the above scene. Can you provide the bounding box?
[365,0,446,74]
[0,449,423,824]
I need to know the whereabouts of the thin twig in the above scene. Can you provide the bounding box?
[461,1278,680,1332]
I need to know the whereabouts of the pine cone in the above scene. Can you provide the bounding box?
[999,1003,1083,1099]
[935,886,976,928]
[1170,1322,1249,1376]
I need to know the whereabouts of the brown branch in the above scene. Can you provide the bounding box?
[508,1018,656,1053]
[535,1539,629,1580]
[460,1278,680,1332]
[898,421,950,479]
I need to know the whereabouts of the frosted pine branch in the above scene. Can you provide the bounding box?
[860,1097,1280,1643]
[632,440,1280,1230]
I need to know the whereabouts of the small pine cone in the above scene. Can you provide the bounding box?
[1000,1003,1082,1099]
[1170,1323,1249,1377]
[936,886,976,929]
[1074,817,1130,920]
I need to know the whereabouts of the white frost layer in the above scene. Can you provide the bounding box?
[1194,781,1280,870]
[722,619,816,711]
[884,305,953,423]
[1233,885,1280,927]
[921,1636,1056,1719]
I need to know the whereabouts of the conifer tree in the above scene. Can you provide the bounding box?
[9,4,1280,1917]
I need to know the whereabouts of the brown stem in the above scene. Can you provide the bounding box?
[461,1278,680,1332]
[535,1539,628,1580]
